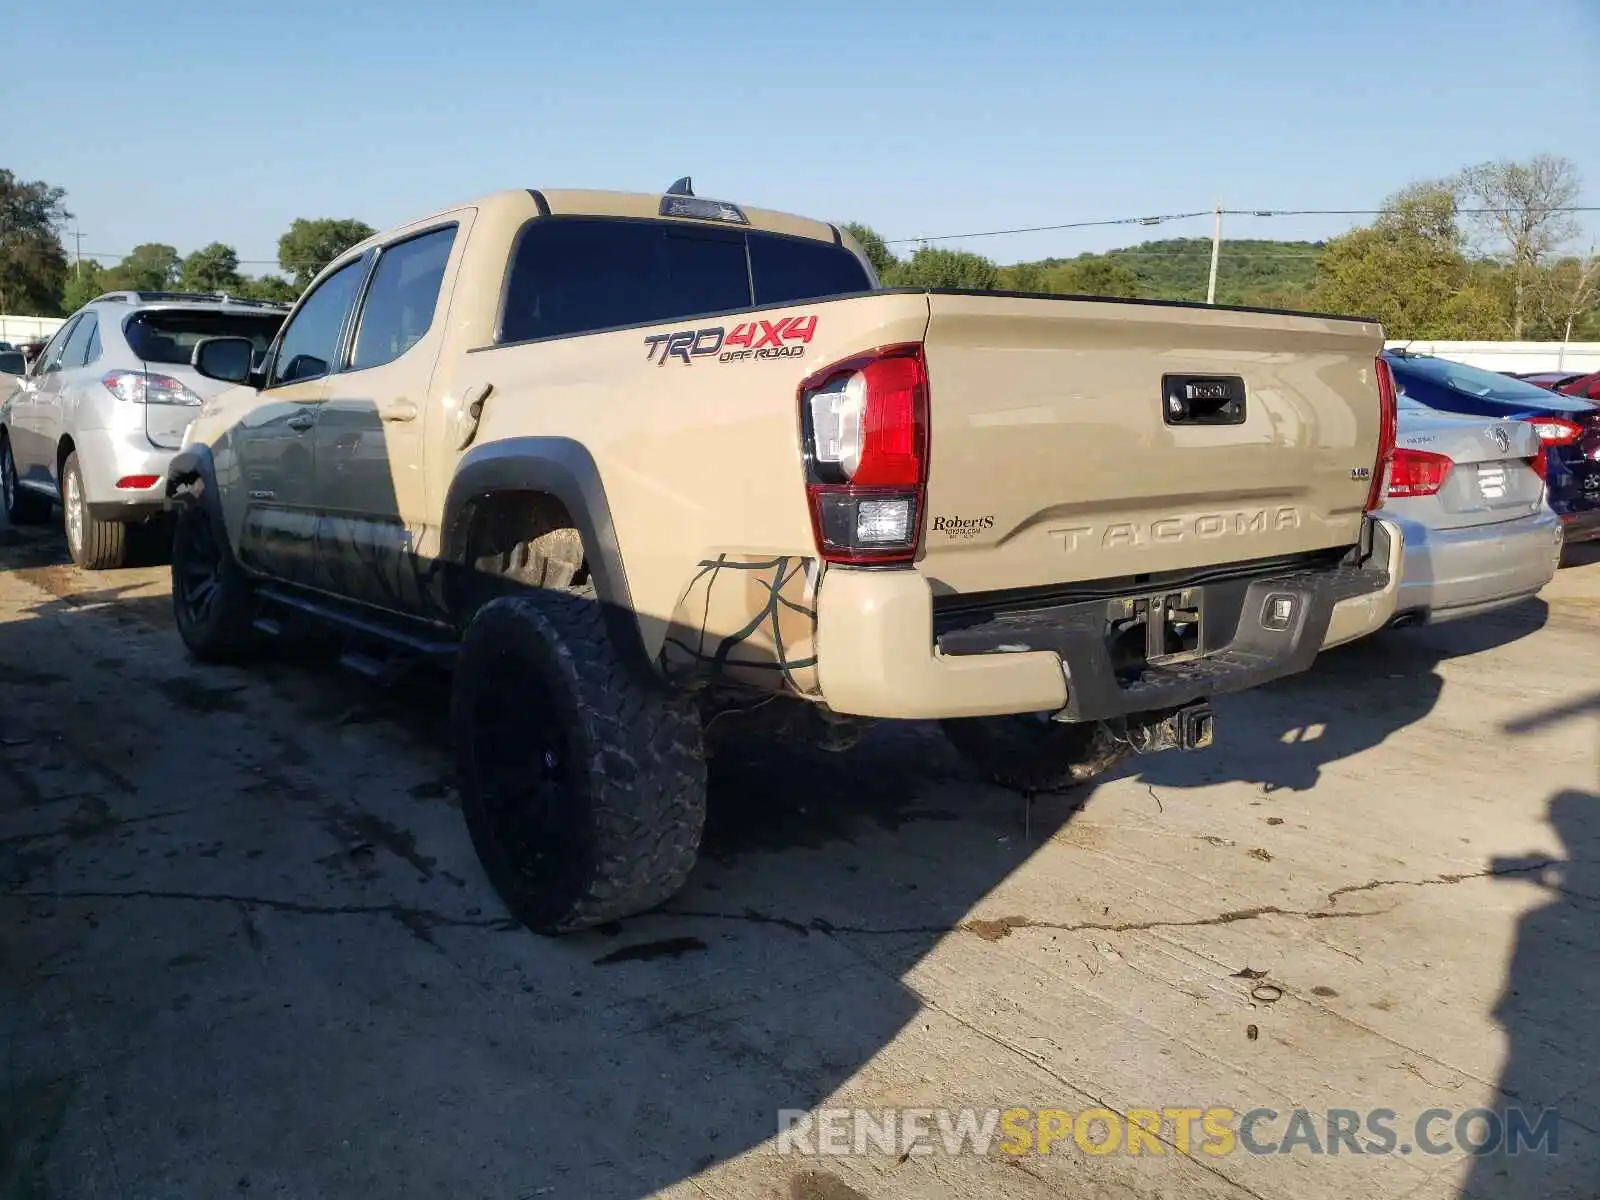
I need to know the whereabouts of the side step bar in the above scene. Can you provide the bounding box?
[254,587,458,685]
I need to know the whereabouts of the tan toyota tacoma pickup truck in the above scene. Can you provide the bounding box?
[166,181,1402,933]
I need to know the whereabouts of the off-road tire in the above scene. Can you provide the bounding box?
[1,434,52,525]
[941,715,1130,793]
[453,587,707,934]
[171,497,257,663]
[62,451,126,570]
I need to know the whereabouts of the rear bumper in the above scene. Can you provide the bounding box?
[815,518,1401,721]
[1390,507,1563,624]
[1559,506,1600,544]
[75,427,175,521]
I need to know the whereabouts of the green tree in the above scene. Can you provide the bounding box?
[105,243,181,292]
[0,170,72,315]
[238,274,299,304]
[891,246,1000,290]
[278,218,375,289]
[1313,181,1500,338]
[179,242,243,293]
[59,261,108,313]
[840,222,897,277]
[1459,154,1582,339]
[995,262,1052,292]
[1047,257,1142,299]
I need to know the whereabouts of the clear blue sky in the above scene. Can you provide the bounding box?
[11,0,1600,272]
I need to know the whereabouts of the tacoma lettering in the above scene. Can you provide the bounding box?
[1052,508,1301,552]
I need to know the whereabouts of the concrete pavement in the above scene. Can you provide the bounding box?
[1,521,1596,1199]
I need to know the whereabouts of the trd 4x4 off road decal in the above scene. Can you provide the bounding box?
[644,315,817,366]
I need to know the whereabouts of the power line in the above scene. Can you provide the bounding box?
[73,202,1600,267]
[882,205,1600,247]
[883,211,1211,245]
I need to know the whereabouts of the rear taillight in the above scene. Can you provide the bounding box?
[800,343,929,564]
[1387,447,1453,498]
[102,369,202,407]
[1522,416,1582,446]
[1367,356,1399,513]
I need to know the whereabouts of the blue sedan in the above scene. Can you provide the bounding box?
[1382,351,1600,544]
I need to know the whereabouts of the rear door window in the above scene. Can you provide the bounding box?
[59,314,97,370]
[349,226,456,371]
[35,316,81,376]
[499,219,872,343]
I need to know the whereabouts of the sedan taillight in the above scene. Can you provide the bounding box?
[1521,416,1582,446]
[1387,447,1454,498]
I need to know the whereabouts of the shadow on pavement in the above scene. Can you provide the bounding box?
[1130,600,1549,796]
[0,499,1570,1197]
[0,568,1095,1199]
[1465,786,1600,1199]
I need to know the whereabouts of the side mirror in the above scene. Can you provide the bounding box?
[192,336,256,385]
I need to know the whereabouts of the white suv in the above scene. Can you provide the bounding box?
[0,292,288,567]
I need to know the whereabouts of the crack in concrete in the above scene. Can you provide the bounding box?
[661,857,1600,944]
[1324,858,1600,907]
[2,888,520,941]
[665,901,1395,942]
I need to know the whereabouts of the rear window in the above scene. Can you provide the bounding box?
[0,351,24,375]
[125,310,285,366]
[499,218,871,343]
[1388,354,1595,414]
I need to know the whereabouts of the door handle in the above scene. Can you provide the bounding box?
[380,399,418,423]
[286,413,315,432]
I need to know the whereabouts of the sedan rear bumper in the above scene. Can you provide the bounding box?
[1559,506,1600,544]
[1391,506,1563,624]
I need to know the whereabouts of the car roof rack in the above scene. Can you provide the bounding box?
[90,290,291,309]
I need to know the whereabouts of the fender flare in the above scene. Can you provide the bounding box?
[441,437,656,681]
[164,444,239,565]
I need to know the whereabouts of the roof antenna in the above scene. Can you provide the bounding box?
[666,176,694,197]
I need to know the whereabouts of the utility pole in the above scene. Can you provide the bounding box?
[1205,202,1222,305]
[71,230,85,280]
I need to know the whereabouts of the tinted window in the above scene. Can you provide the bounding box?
[59,314,97,369]
[269,259,367,386]
[750,233,871,305]
[499,219,871,343]
[84,319,101,365]
[501,220,749,342]
[127,310,283,366]
[37,316,81,375]
[351,226,455,370]
[1388,354,1594,414]
[0,351,24,375]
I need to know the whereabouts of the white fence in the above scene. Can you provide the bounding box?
[0,314,67,345]
[1384,340,1600,374]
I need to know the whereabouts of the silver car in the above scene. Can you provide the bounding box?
[0,291,288,568]
[1383,395,1563,626]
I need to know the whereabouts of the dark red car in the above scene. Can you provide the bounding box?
[1556,371,1600,403]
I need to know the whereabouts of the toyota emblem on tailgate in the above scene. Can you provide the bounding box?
[1488,426,1510,454]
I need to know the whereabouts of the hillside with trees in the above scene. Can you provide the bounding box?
[845,154,1598,340]
[3,155,1595,342]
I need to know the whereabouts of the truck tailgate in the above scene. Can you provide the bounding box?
[916,292,1386,594]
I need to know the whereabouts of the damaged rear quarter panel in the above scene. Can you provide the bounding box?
[462,291,931,676]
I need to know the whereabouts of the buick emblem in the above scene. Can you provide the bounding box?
[1488,426,1510,454]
